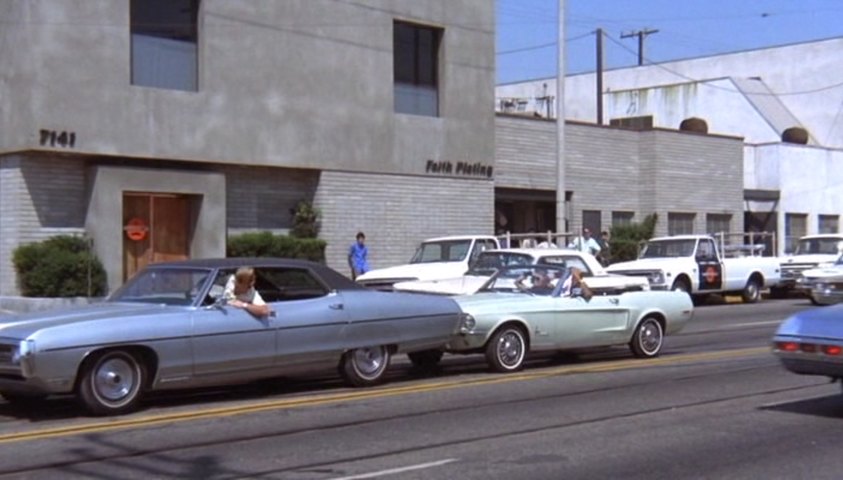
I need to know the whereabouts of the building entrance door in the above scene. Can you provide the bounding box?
[123,193,191,281]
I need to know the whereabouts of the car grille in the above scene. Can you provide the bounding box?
[781,264,817,279]
[0,345,12,364]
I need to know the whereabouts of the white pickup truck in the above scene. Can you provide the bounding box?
[355,235,501,290]
[774,234,843,297]
[605,234,781,303]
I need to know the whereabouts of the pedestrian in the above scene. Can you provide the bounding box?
[521,229,538,248]
[596,230,611,266]
[348,231,370,280]
[568,227,602,257]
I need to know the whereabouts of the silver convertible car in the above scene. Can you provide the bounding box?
[0,258,465,415]
[439,265,694,372]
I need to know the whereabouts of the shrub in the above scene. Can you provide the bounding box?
[227,232,326,262]
[608,214,658,264]
[290,200,321,239]
[13,236,107,297]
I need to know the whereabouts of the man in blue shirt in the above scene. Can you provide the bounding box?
[348,232,370,280]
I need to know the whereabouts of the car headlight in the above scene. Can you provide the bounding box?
[459,313,476,334]
[11,339,35,365]
[648,270,665,285]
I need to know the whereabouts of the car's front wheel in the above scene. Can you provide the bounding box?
[630,317,664,358]
[77,350,146,416]
[340,346,391,387]
[485,325,527,373]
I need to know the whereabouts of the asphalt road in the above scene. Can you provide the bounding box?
[0,296,839,479]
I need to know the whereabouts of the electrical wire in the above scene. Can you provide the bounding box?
[497,31,592,55]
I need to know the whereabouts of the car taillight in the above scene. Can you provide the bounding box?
[823,345,843,356]
[776,341,800,352]
[800,343,817,353]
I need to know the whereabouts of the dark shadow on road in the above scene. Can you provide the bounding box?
[759,392,843,419]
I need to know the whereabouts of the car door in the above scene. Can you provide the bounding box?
[260,267,351,372]
[696,238,723,291]
[190,268,278,377]
[552,296,631,348]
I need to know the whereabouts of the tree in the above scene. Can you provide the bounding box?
[608,214,658,263]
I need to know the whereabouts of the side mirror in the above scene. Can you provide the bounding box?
[204,296,227,310]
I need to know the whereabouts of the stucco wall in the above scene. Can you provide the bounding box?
[497,37,843,148]
[746,143,843,253]
[314,170,494,274]
[0,0,494,177]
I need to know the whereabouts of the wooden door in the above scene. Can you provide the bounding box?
[123,194,191,281]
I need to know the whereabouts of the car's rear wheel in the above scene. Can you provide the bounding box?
[809,294,823,306]
[742,278,761,303]
[340,346,391,387]
[77,350,146,416]
[630,317,664,358]
[485,325,527,373]
[407,349,444,370]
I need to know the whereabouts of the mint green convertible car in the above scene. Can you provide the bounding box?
[442,265,694,372]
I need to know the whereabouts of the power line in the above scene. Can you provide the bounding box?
[497,32,592,56]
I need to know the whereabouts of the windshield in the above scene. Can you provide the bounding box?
[411,240,472,264]
[640,239,697,259]
[794,238,843,255]
[479,265,570,296]
[110,267,213,306]
[468,252,534,276]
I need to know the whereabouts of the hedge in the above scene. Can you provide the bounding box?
[13,236,108,297]
[227,232,326,262]
[607,214,658,264]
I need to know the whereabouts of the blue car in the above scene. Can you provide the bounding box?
[772,304,843,384]
[0,258,466,415]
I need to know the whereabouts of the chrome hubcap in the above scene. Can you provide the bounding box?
[640,321,662,354]
[94,357,137,403]
[353,347,386,378]
[497,331,524,367]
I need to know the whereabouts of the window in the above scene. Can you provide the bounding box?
[612,211,634,227]
[394,21,441,116]
[131,0,200,91]
[819,215,840,234]
[582,210,601,236]
[538,255,592,276]
[706,214,731,235]
[785,213,808,253]
[668,213,695,236]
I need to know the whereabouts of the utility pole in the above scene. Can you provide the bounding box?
[596,28,603,125]
[555,0,566,236]
[620,28,659,66]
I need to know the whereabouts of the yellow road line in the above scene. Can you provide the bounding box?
[0,346,770,444]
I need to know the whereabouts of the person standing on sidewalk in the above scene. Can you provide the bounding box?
[348,231,370,280]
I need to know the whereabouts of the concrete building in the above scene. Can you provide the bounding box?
[0,0,496,295]
[495,115,744,241]
[496,37,843,253]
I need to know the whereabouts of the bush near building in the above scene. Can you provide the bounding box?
[608,214,658,264]
[13,236,107,297]
[227,232,326,262]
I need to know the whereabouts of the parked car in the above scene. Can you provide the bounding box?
[0,258,467,415]
[606,235,780,303]
[775,234,843,297]
[427,265,693,373]
[796,254,843,305]
[773,304,843,384]
[393,248,649,296]
[355,235,500,290]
